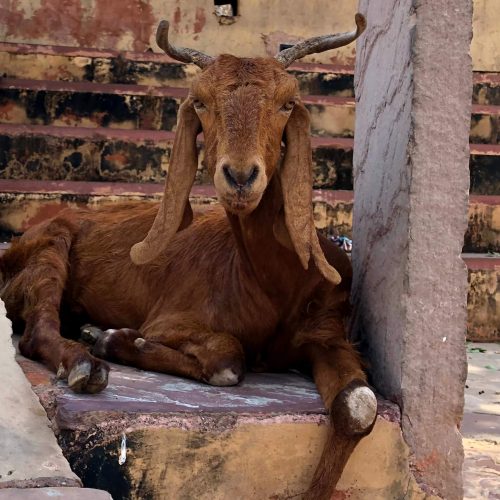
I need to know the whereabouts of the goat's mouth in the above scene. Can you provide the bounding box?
[218,190,263,215]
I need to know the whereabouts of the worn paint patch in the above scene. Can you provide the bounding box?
[467,267,500,341]
[1,0,156,52]
[464,202,500,252]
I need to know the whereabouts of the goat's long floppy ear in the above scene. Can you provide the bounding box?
[130,99,200,265]
[281,102,342,285]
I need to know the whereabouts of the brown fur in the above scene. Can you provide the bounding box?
[1,55,374,498]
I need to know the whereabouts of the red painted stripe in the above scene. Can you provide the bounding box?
[463,254,500,271]
[311,137,354,149]
[472,104,500,115]
[0,124,497,156]
[288,62,355,74]
[0,78,188,99]
[469,195,500,205]
[0,123,177,142]
[302,95,355,106]
[0,179,180,197]
[2,180,499,210]
[473,72,500,85]
[0,41,183,65]
[470,143,500,156]
[0,179,356,205]
[0,124,356,150]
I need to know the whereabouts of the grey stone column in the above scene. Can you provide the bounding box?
[352,1,472,498]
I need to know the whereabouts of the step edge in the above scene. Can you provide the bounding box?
[1,124,498,155]
[2,79,498,115]
[2,42,499,83]
[1,180,500,207]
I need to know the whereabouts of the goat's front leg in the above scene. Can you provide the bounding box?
[299,336,377,499]
[90,318,245,386]
[1,221,109,393]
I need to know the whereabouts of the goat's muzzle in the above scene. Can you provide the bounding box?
[214,158,267,214]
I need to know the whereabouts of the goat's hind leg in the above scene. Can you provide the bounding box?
[1,220,109,393]
[297,327,377,499]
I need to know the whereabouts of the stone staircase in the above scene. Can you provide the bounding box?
[0,41,498,342]
[0,33,498,500]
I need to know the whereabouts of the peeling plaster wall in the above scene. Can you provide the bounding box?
[352,0,471,498]
[0,0,497,70]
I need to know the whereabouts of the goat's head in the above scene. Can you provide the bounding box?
[130,14,366,284]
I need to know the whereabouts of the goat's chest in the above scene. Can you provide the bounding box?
[203,277,281,352]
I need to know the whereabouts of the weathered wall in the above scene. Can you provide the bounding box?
[352,1,471,498]
[0,0,359,65]
[0,0,497,70]
[471,0,500,72]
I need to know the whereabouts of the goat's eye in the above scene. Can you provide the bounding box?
[281,100,296,112]
[193,99,205,110]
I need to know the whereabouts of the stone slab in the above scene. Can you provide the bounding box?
[15,352,431,500]
[0,300,80,488]
[15,354,399,428]
[0,488,111,499]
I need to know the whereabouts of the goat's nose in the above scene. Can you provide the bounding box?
[222,164,260,189]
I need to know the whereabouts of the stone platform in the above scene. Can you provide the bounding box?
[16,351,426,500]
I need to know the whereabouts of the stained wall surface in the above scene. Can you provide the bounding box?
[0,0,497,70]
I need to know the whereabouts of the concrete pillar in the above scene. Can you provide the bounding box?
[352,1,472,499]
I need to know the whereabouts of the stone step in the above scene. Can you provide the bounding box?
[0,78,356,139]
[0,178,498,252]
[13,350,424,500]
[1,42,498,103]
[2,78,499,144]
[0,43,356,98]
[0,124,356,189]
[0,180,353,241]
[0,123,498,193]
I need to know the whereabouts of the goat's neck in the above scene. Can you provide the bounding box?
[226,176,310,306]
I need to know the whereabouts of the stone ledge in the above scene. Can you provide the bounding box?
[0,487,112,499]
[15,352,433,500]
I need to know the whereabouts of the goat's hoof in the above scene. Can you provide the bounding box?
[91,329,117,359]
[207,367,242,386]
[67,357,109,394]
[80,324,105,345]
[332,380,377,436]
[92,328,141,360]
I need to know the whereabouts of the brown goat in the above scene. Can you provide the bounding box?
[1,14,377,498]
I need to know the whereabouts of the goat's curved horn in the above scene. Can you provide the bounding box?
[275,13,366,68]
[156,20,214,69]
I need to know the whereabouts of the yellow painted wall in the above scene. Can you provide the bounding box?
[471,0,500,71]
